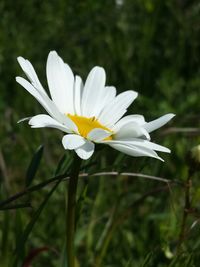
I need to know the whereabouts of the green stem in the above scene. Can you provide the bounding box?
[67,153,82,267]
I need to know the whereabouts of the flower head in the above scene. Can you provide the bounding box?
[16,51,175,160]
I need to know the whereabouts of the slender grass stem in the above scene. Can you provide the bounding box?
[66,154,82,267]
[0,171,181,210]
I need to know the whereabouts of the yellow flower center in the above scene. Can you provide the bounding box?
[67,114,113,140]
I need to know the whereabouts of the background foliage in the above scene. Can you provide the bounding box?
[0,0,200,266]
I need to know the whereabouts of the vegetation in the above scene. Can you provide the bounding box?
[0,0,200,266]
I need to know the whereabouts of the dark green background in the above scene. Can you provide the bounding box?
[0,1,200,266]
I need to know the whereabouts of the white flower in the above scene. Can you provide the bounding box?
[16,51,175,160]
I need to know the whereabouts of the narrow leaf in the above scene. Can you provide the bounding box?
[25,145,44,187]
[141,252,153,267]
[13,176,63,266]
[60,243,68,267]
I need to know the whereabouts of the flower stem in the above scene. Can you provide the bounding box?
[66,153,82,267]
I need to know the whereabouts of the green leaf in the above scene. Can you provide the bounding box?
[184,254,194,267]
[25,145,44,187]
[13,176,63,267]
[60,243,68,267]
[54,154,67,176]
[141,252,153,267]
[14,210,24,259]
[76,185,88,225]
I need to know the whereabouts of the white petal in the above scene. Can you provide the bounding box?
[114,122,150,140]
[17,56,47,96]
[108,143,163,161]
[103,86,117,105]
[46,51,74,114]
[62,134,86,150]
[98,90,138,127]
[144,113,175,133]
[112,114,146,131]
[93,86,116,118]
[74,75,83,116]
[139,140,170,153]
[81,66,106,117]
[16,77,75,128]
[16,77,55,118]
[105,109,128,127]
[104,139,170,153]
[17,117,32,123]
[29,114,74,133]
[75,141,95,160]
[87,128,112,142]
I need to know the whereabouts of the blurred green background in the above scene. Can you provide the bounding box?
[0,0,200,266]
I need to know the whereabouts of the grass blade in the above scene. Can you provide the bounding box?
[13,175,63,267]
[25,145,44,187]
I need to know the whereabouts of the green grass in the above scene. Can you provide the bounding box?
[0,0,200,266]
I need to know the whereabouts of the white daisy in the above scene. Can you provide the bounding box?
[16,51,175,160]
